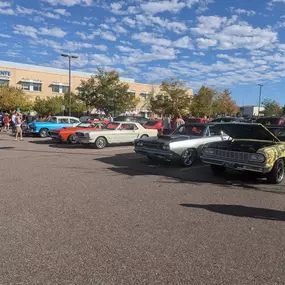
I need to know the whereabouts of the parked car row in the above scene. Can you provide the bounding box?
[23,115,285,185]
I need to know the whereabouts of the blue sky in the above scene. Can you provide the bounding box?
[1,0,285,106]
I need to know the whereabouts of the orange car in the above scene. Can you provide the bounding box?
[49,121,107,144]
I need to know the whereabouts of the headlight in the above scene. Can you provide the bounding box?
[84,133,90,137]
[162,145,170,150]
[203,148,215,155]
[249,153,265,163]
[137,142,144,147]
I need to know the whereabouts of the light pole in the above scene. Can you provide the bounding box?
[257,84,263,118]
[61,54,78,116]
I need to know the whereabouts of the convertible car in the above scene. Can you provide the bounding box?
[201,123,285,184]
[75,122,157,149]
[49,121,107,144]
[134,123,229,167]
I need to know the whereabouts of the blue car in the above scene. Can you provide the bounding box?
[28,116,80,138]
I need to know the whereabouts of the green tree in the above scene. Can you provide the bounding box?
[62,92,85,113]
[77,68,137,115]
[190,86,216,117]
[0,86,32,111]
[262,99,282,116]
[33,96,63,115]
[150,79,191,115]
[212,89,239,116]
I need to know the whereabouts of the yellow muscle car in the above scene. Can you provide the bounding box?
[200,123,285,184]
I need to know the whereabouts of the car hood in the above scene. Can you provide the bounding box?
[75,129,115,134]
[216,123,280,142]
[143,134,200,143]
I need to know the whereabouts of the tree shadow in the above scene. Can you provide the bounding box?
[95,152,285,194]
[180,204,285,221]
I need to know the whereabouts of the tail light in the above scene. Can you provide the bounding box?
[279,119,284,125]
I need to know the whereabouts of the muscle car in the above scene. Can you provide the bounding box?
[75,122,158,149]
[201,123,285,184]
[49,121,107,144]
[134,123,229,167]
[28,116,80,138]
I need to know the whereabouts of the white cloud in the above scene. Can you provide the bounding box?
[192,15,278,50]
[230,7,256,16]
[141,0,185,14]
[38,27,67,38]
[116,45,136,53]
[0,1,10,8]
[173,36,193,49]
[42,0,93,6]
[122,17,136,28]
[133,32,172,46]
[101,31,116,41]
[0,7,15,15]
[94,45,108,52]
[105,17,117,23]
[0,33,11,38]
[114,25,128,34]
[193,52,205,56]
[91,54,114,66]
[13,25,67,39]
[16,5,61,19]
[99,23,109,29]
[53,8,71,16]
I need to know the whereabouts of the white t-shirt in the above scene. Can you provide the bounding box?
[12,115,16,124]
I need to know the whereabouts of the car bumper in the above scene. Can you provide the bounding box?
[135,147,176,161]
[200,156,272,173]
[76,137,93,144]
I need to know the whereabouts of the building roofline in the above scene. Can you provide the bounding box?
[0,60,135,83]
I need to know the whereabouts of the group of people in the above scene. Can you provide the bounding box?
[162,115,185,134]
[0,111,23,141]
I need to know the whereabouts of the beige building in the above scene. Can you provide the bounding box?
[0,60,193,114]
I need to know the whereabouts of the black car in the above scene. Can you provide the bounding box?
[211,117,250,123]
[114,116,148,125]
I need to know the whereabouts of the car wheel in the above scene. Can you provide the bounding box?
[141,134,149,139]
[95,137,107,149]
[180,148,196,167]
[266,159,285,184]
[68,134,77,144]
[39,128,49,138]
[211,165,226,176]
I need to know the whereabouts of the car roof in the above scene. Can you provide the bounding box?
[184,123,214,127]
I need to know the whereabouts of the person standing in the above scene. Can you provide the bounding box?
[3,114,10,131]
[108,113,113,122]
[15,113,23,141]
[163,115,171,135]
[175,115,185,129]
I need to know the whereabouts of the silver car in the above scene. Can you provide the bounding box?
[134,123,229,167]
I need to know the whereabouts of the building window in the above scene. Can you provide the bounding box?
[140,93,148,101]
[0,79,9,86]
[62,86,69,94]
[52,85,60,93]
[22,82,30,90]
[33,83,42,92]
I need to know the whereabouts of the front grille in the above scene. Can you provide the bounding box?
[75,132,85,137]
[50,132,59,137]
[213,149,250,162]
[142,142,164,149]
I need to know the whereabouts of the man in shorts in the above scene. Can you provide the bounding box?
[15,113,23,141]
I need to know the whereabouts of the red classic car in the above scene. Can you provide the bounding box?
[49,121,107,144]
[144,120,163,130]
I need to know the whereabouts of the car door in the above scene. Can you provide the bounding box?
[116,123,139,143]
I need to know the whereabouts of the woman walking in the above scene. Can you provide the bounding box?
[15,113,23,141]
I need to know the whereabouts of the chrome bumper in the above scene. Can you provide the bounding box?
[76,137,92,144]
[200,156,272,173]
[135,147,174,161]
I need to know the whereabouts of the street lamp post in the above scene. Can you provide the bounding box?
[257,84,263,118]
[61,54,78,116]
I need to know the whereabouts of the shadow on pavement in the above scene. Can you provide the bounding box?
[180,204,285,221]
[0,147,15,150]
[29,139,56,145]
[95,152,285,193]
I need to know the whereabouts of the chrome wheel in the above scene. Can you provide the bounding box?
[267,159,285,184]
[39,128,48,138]
[68,135,77,144]
[181,149,196,167]
[277,160,284,183]
[95,137,107,149]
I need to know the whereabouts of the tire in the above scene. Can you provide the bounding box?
[68,134,77,144]
[180,148,197,167]
[211,165,226,176]
[95,137,107,149]
[141,134,149,139]
[39,128,49,138]
[266,159,285,184]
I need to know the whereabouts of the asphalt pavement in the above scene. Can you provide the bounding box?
[0,132,285,285]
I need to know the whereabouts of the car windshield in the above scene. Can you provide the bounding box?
[173,125,206,136]
[77,122,91,128]
[104,123,120,130]
[145,120,158,126]
[49,117,57,123]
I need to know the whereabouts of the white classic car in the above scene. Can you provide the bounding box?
[75,121,158,149]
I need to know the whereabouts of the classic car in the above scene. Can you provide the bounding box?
[49,121,107,144]
[144,120,163,130]
[75,122,158,149]
[28,116,80,138]
[134,123,229,167]
[200,123,285,184]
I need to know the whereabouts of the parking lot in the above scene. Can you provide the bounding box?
[1,132,285,285]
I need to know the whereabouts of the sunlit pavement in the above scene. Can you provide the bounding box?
[1,132,285,285]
